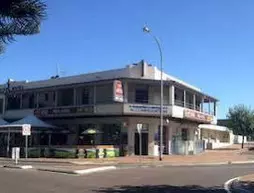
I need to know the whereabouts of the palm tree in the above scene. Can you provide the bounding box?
[0,0,46,53]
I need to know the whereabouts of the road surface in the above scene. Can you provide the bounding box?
[1,164,254,192]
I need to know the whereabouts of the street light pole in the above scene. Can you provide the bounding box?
[143,26,163,161]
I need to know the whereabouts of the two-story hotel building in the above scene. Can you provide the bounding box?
[0,60,218,156]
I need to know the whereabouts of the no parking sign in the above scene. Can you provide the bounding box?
[22,124,31,136]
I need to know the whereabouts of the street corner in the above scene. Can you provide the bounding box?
[224,174,254,193]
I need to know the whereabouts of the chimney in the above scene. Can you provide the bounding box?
[141,60,147,77]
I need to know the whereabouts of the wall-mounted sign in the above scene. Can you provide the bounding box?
[113,80,124,102]
[184,109,213,123]
[34,106,94,117]
[129,104,168,114]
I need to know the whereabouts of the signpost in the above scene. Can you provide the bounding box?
[137,123,143,157]
[22,124,31,159]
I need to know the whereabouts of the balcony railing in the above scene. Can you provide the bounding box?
[175,100,184,107]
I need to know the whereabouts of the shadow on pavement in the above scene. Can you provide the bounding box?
[94,185,225,193]
[234,181,254,192]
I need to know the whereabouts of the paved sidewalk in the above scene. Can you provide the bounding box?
[1,145,254,175]
[0,145,253,167]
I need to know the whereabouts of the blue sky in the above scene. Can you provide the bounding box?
[1,0,254,118]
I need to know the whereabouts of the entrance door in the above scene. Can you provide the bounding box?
[134,133,148,155]
[157,126,169,154]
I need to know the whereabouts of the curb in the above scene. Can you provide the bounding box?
[37,166,117,175]
[3,165,33,169]
[115,160,254,169]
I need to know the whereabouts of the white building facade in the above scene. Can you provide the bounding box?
[0,60,219,156]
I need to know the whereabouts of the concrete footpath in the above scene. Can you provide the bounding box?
[1,145,254,175]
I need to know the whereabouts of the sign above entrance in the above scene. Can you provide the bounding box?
[22,124,31,136]
[127,104,168,115]
[184,109,213,123]
[113,80,124,102]
[34,106,94,117]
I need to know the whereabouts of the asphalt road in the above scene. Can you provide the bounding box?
[1,164,254,193]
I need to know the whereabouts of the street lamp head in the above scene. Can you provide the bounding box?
[143,26,150,33]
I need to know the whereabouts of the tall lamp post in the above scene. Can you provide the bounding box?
[3,79,11,157]
[143,26,163,161]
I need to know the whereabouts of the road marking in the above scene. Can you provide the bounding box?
[224,177,239,193]
[74,166,116,175]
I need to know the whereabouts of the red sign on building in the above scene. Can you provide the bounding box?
[184,109,213,123]
[113,80,124,102]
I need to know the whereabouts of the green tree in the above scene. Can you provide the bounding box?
[0,0,46,53]
[227,104,254,148]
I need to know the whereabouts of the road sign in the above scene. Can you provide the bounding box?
[22,124,31,136]
[137,123,143,134]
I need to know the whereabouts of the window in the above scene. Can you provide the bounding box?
[45,93,49,101]
[135,88,148,103]
[82,88,90,104]
[53,92,56,101]
[7,95,21,110]
[0,99,3,114]
[101,124,121,145]
[58,88,74,106]
[182,128,188,141]
[78,124,96,145]
[28,94,35,108]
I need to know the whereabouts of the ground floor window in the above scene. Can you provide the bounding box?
[78,124,96,145]
[77,123,122,145]
[181,128,188,141]
[101,124,121,145]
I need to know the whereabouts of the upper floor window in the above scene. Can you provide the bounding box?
[22,93,35,109]
[38,91,55,108]
[7,95,21,110]
[135,87,148,104]
[174,87,184,107]
[82,88,90,105]
[45,93,49,101]
[57,88,74,106]
[0,99,3,114]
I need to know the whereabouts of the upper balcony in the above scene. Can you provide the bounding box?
[1,79,218,124]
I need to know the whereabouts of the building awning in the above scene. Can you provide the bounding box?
[198,124,230,132]
[0,118,8,126]
[9,115,55,128]
[0,115,61,133]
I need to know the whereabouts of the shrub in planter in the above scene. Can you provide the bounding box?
[86,149,96,158]
[28,148,40,158]
[114,148,120,157]
[51,148,77,158]
[44,148,53,158]
[104,148,115,158]
[53,151,76,158]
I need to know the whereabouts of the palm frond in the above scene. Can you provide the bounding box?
[0,0,46,53]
